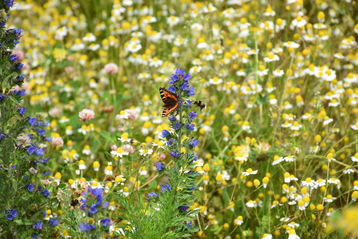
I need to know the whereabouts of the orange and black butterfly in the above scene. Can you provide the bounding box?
[194,100,206,111]
[160,88,179,117]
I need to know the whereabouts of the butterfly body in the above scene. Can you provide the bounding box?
[160,88,179,117]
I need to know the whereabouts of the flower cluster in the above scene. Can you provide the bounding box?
[78,187,112,233]
[0,1,55,237]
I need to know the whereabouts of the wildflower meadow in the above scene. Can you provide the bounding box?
[1,0,357,238]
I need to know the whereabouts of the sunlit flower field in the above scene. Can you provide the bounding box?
[1,0,357,238]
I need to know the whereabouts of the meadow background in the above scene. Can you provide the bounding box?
[1,0,358,238]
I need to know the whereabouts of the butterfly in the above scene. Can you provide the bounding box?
[194,100,206,111]
[160,87,179,117]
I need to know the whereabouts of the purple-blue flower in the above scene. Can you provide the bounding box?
[37,129,45,135]
[189,112,197,121]
[14,89,25,96]
[156,162,164,171]
[89,204,98,214]
[80,222,96,232]
[16,75,25,83]
[175,68,185,75]
[35,147,45,156]
[186,123,195,131]
[28,117,37,126]
[6,209,18,220]
[42,189,50,197]
[49,218,59,226]
[168,86,176,92]
[167,138,175,146]
[4,0,14,7]
[180,81,189,91]
[170,152,181,158]
[178,205,189,212]
[147,192,158,199]
[0,133,6,141]
[160,184,172,192]
[168,115,176,122]
[169,74,179,84]
[187,86,195,96]
[9,54,19,62]
[27,183,35,192]
[100,218,111,227]
[32,221,43,230]
[18,107,26,116]
[173,122,181,131]
[26,145,37,155]
[0,94,6,102]
[161,129,170,138]
[189,140,200,148]
[89,187,104,201]
[15,63,23,70]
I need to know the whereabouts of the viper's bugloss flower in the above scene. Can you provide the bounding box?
[174,122,181,130]
[180,81,189,91]
[189,140,199,148]
[80,222,96,232]
[169,74,179,84]
[168,115,176,122]
[15,63,23,70]
[48,218,59,226]
[147,192,158,199]
[42,189,50,197]
[183,73,191,81]
[168,86,176,92]
[167,139,175,146]
[100,218,111,227]
[0,133,5,141]
[27,183,35,192]
[156,161,164,171]
[6,209,18,220]
[186,123,195,131]
[4,0,14,7]
[41,158,50,163]
[189,112,197,121]
[160,184,172,192]
[0,94,6,102]
[32,221,43,230]
[170,152,181,158]
[18,107,26,116]
[16,74,25,83]
[187,221,193,228]
[175,68,185,75]
[89,204,98,214]
[35,147,44,156]
[178,205,189,212]
[28,117,37,126]
[187,86,195,96]
[161,129,170,138]
[37,129,45,135]
[89,187,104,201]
[7,28,23,39]
[9,54,19,62]
[14,89,25,96]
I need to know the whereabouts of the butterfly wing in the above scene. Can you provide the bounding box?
[160,88,179,117]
